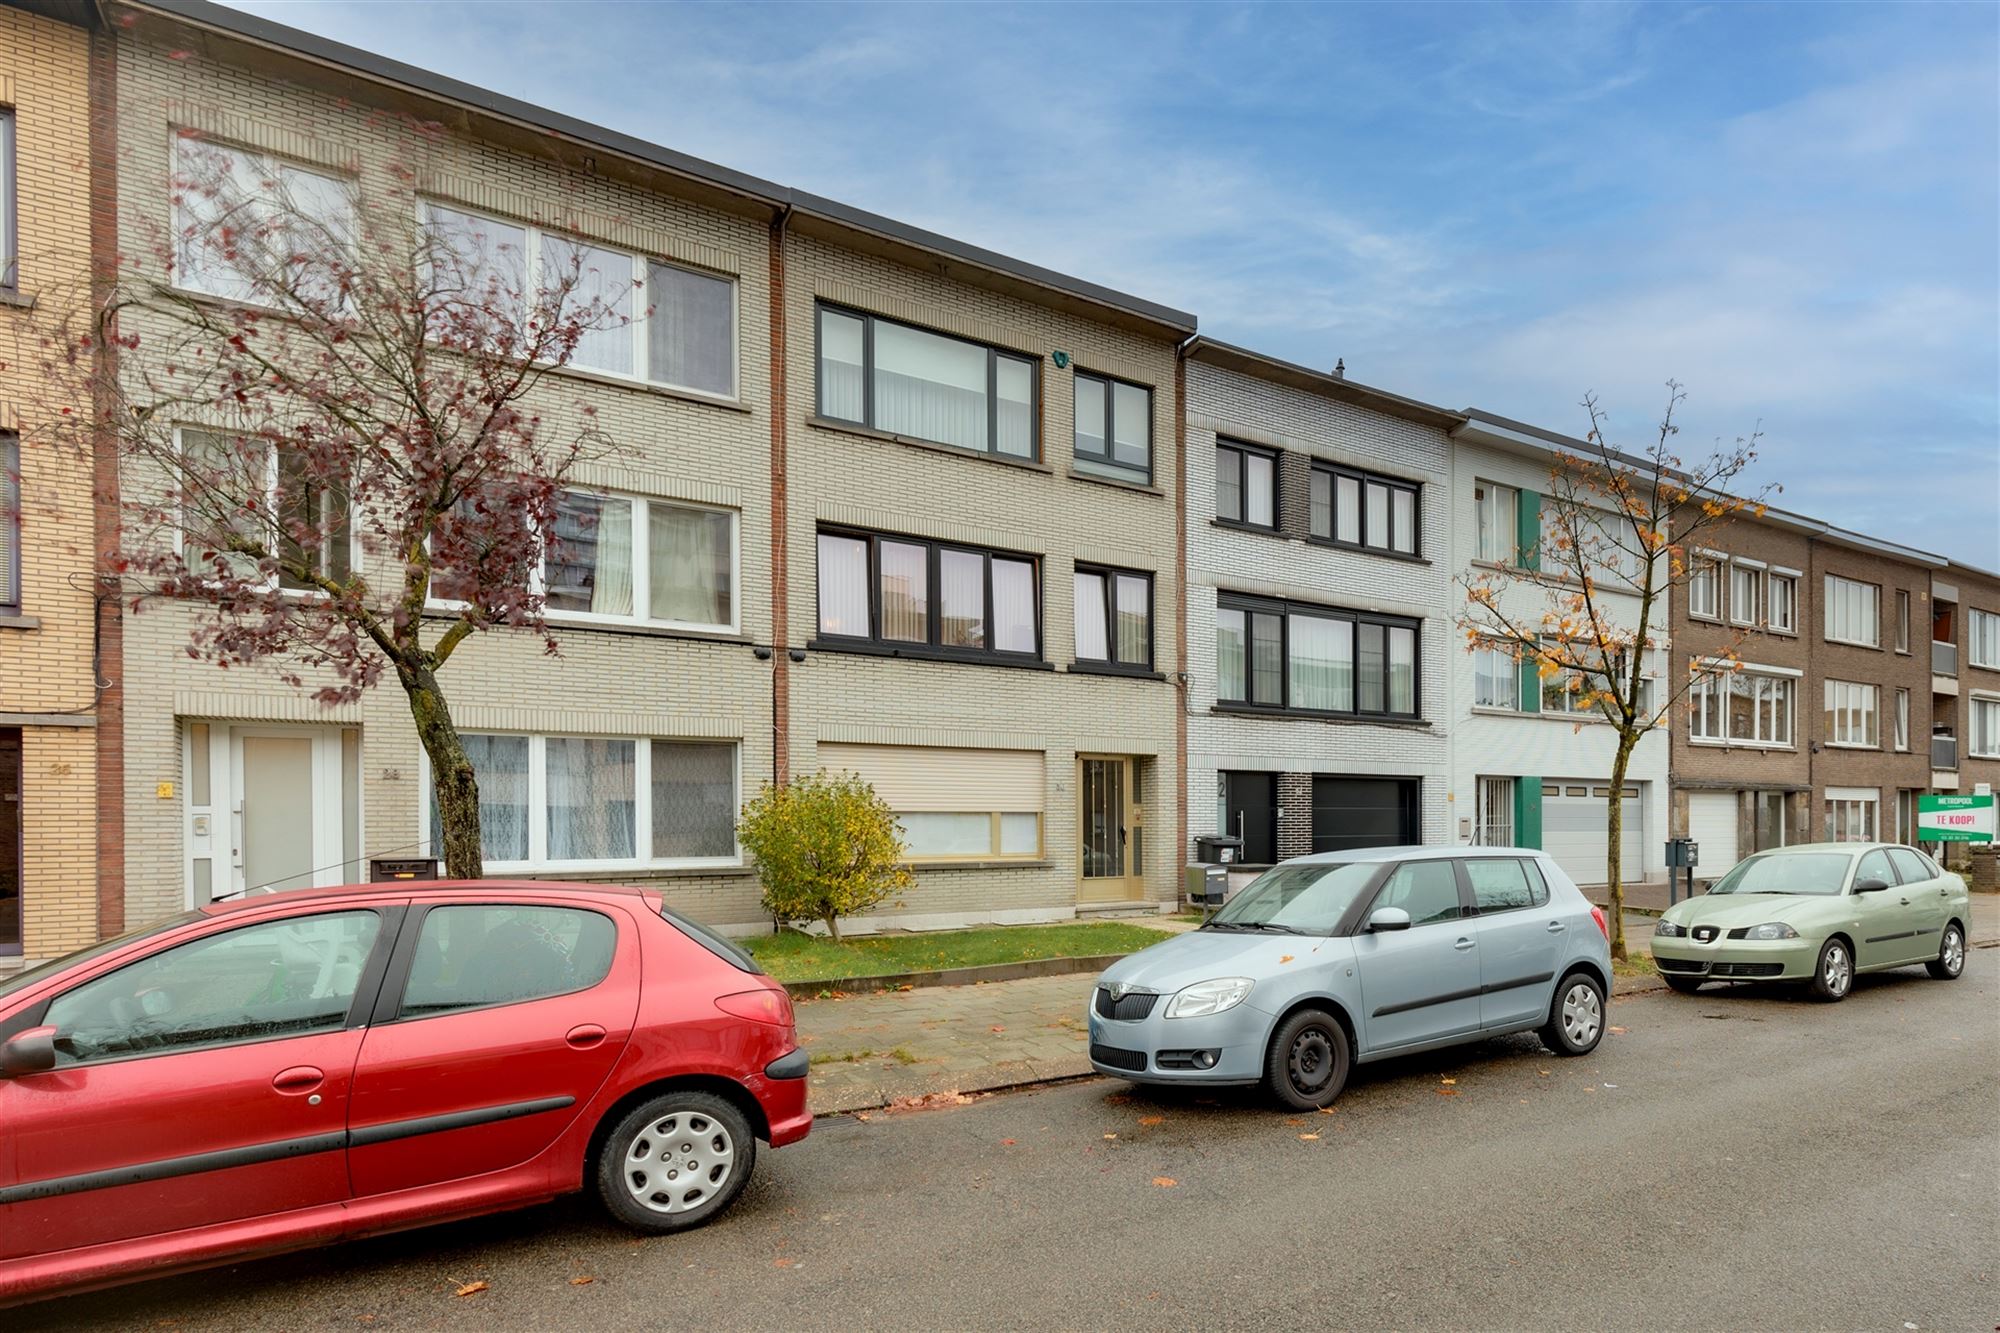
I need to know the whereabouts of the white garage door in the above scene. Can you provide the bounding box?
[1542,781,1641,887]
[1686,791,1741,880]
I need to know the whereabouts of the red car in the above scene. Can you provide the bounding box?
[0,881,810,1305]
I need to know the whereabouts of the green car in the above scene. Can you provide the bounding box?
[1651,842,1970,1001]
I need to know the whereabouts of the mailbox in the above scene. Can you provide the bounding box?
[370,857,440,881]
[1665,838,1699,870]
[1183,863,1228,911]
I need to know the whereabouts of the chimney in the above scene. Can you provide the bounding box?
[1333,358,1345,379]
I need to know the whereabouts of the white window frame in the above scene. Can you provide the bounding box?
[416,731,742,872]
[538,489,740,635]
[418,200,741,402]
[1474,481,1519,565]
[171,134,356,309]
[172,426,359,598]
[1894,688,1910,752]
[1970,694,2000,759]
[1728,559,1763,628]
[1823,787,1878,843]
[1823,574,1880,648]
[1689,661,1798,749]
[1822,678,1879,749]
[1471,642,1520,712]
[1968,608,2000,671]
[1687,555,1721,622]
[1767,568,1800,634]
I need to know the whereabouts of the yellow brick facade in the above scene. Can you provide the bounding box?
[0,6,96,962]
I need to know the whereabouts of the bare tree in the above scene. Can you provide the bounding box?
[1460,384,1772,959]
[35,123,628,879]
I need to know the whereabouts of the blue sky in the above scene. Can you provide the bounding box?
[230,1,1999,567]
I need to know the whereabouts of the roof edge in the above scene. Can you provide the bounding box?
[1183,336,1463,429]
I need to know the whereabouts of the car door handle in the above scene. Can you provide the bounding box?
[272,1065,324,1093]
[566,1024,608,1049]
[1453,938,1476,951]
[1545,921,1567,933]
[1898,897,1910,906]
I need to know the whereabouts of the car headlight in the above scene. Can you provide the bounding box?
[1164,977,1254,1019]
[1744,922,1799,941]
[1654,919,1684,937]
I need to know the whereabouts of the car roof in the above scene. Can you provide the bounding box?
[1279,845,1545,866]
[1741,842,1881,857]
[197,879,659,918]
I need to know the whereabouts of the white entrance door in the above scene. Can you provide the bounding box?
[184,722,356,903]
[1542,781,1642,887]
[1686,791,1741,880]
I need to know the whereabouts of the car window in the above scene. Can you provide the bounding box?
[1708,852,1850,896]
[399,905,617,1019]
[1854,850,1896,888]
[43,910,380,1066]
[1465,858,1543,913]
[1372,861,1461,927]
[1885,848,1932,885]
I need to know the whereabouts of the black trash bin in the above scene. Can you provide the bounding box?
[1194,834,1243,865]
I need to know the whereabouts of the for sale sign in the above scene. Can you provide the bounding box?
[1916,793,1996,842]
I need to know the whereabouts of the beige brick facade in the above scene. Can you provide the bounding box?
[0,5,96,961]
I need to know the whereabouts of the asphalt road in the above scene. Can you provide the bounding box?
[23,953,2000,1332]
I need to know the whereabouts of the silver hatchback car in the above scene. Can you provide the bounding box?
[1088,847,1614,1109]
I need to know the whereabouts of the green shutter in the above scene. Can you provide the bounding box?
[1516,490,1541,570]
[1518,660,1541,714]
[1514,777,1543,850]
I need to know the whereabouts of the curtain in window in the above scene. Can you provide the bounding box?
[991,559,1037,654]
[1391,490,1416,553]
[819,309,865,422]
[872,321,987,451]
[543,235,632,376]
[1728,673,1756,741]
[817,534,869,636]
[453,734,529,862]
[1309,471,1332,539]
[651,741,735,858]
[174,138,265,303]
[1216,607,1245,700]
[1216,446,1242,521]
[1244,453,1275,525]
[647,262,734,395]
[1337,475,1360,543]
[1388,626,1416,714]
[996,358,1034,458]
[546,492,632,616]
[1251,612,1283,703]
[1111,382,1150,471]
[1074,572,1109,660]
[1357,623,1385,712]
[424,204,527,341]
[546,737,635,860]
[650,503,731,625]
[1114,574,1149,664]
[1288,614,1351,711]
[1,435,20,607]
[879,541,929,642]
[1365,482,1389,548]
[940,549,985,648]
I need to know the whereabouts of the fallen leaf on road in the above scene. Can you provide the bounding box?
[1603,1083,1618,1089]
[1000,1138,1016,1146]
[990,1025,1006,1033]
[1138,1115,1163,1126]
[1317,1106,1338,1115]
[1152,1176,1177,1188]
[1440,1077,1456,1085]
[886,1091,972,1113]
[1103,1133,1118,1140]
[1299,1133,1320,1141]
[895,984,913,992]
[454,1282,488,1298]
[1538,1069,1550,1077]
[1608,1025,1627,1035]
[855,1112,872,1122]
[1436,1087,1459,1097]
[1284,1116,1305,1126]
[773,1258,795,1269]
[1582,1086,1598,1094]
[569,1277,594,1287]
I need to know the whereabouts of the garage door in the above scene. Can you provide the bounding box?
[1541,782,1641,887]
[1686,791,1741,880]
[1311,777,1418,854]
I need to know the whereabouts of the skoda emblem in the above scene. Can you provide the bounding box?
[1107,981,1134,1000]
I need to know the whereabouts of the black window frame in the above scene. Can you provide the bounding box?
[1308,461,1420,558]
[1072,369,1153,485]
[1072,563,1154,672]
[1215,592,1422,721]
[814,525,1044,665]
[1215,439,1279,530]
[813,302,1042,463]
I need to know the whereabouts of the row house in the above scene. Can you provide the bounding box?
[1927,560,2000,806]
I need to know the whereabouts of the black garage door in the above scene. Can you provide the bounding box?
[1312,777,1418,854]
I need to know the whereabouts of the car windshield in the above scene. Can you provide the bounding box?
[1707,852,1852,896]
[1204,862,1380,935]
[0,910,202,1006]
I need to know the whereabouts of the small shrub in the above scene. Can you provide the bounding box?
[737,769,914,942]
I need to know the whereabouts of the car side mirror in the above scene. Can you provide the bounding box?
[1367,907,1412,933]
[1852,877,1890,893]
[0,1026,57,1077]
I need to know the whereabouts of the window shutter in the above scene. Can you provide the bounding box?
[1515,490,1541,571]
[817,744,1044,814]
[1513,776,1543,849]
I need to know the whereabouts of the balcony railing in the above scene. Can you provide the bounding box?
[1932,734,1958,770]
[1933,639,1957,676]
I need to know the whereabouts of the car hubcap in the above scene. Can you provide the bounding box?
[1560,983,1600,1048]
[1289,1027,1336,1093]
[624,1112,734,1214]
[1944,929,1964,974]
[1824,945,1850,994]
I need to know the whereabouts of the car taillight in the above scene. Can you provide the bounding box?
[1590,906,1610,940]
[716,987,794,1027]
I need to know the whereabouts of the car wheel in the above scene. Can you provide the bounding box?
[1264,1009,1350,1111]
[1926,923,1966,981]
[1807,938,1853,1002]
[596,1090,756,1233]
[1663,975,1703,995]
[1539,972,1605,1056]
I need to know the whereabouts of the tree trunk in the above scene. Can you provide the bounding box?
[399,661,483,879]
[1604,736,1638,961]
[823,911,842,944]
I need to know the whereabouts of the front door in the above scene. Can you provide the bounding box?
[1219,771,1278,865]
[184,722,359,903]
[1078,757,1143,902]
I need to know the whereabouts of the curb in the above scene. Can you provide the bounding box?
[784,953,1125,1001]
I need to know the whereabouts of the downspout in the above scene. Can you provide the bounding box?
[1174,338,1190,881]
[768,202,792,787]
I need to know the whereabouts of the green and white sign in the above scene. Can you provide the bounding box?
[1916,793,1995,842]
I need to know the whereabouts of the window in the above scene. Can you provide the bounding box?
[1308,463,1418,556]
[173,136,354,306]
[816,305,1036,460]
[1895,589,1911,653]
[1729,563,1761,626]
[1472,644,1519,710]
[542,490,736,631]
[1894,688,1910,751]
[0,729,18,955]
[1215,441,1276,527]
[1969,609,2000,670]
[1687,557,1720,620]
[1073,372,1151,483]
[0,108,14,290]
[1474,482,1519,564]
[1824,575,1880,647]
[423,202,737,396]
[1465,858,1548,913]
[1886,846,1932,885]
[178,429,352,592]
[1216,594,1419,719]
[1971,697,2000,758]
[427,734,737,869]
[1074,566,1152,669]
[398,905,616,1018]
[1822,679,1879,748]
[1767,571,1798,633]
[1823,792,1878,843]
[0,433,17,611]
[1688,670,1795,747]
[1476,777,1514,846]
[1754,791,1788,852]
[816,529,1039,660]
[1372,861,1462,926]
[1541,655,1656,721]
[820,743,1043,863]
[44,911,380,1065]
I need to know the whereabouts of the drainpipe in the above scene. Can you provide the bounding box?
[768,203,793,787]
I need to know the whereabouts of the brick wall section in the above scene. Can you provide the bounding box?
[1275,772,1312,860]
[89,19,123,940]
[0,7,97,959]
[1941,563,2000,821]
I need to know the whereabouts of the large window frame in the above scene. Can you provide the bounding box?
[1471,643,1520,711]
[1968,608,2000,671]
[814,303,1040,462]
[1822,678,1879,749]
[1215,440,1278,530]
[814,527,1043,664]
[1474,480,1519,565]
[1308,462,1419,557]
[171,134,356,309]
[1688,667,1796,749]
[1728,560,1762,628]
[1072,370,1153,485]
[1767,569,1799,634]
[1215,592,1421,721]
[1970,695,2000,759]
[1687,556,1721,621]
[173,426,355,595]
[1072,564,1154,672]
[538,488,740,635]
[1823,574,1880,648]
[1823,789,1878,843]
